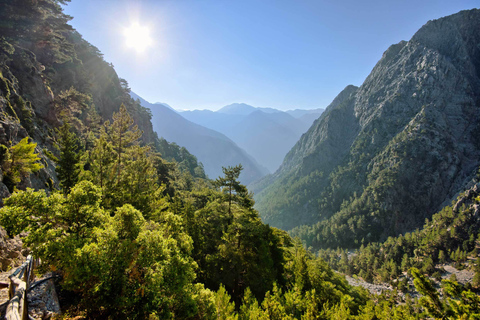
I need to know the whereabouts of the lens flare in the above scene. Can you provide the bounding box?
[124,22,153,53]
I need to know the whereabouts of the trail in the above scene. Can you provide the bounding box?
[0,270,12,316]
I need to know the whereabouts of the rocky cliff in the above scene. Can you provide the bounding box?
[0,0,205,201]
[253,9,480,249]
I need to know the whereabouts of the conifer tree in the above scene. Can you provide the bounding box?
[411,267,444,318]
[88,129,115,192]
[214,164,253,215]
[56,122,80,194]
[108,104,141,180]
[1,137,43,192]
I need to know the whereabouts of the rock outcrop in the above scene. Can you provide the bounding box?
[0,227,26,271]
[253,9,480,249]
[0,2,206,204]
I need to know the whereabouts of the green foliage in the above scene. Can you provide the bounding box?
[56,122,81,193]
[187,166,286,304]
[215,285,238,320]
[319,189,480,286]
[83,106,162,216]
[1,1,479,318]
[0,181,104,263]
[0,182,201,319]
[410,268,480,319]
[155,137,206,179]
[1,137,44,192]
[214,164,253,214]
[12,96,35,134]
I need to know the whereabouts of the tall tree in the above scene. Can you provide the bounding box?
[87,128,114,192]
[107,104,141,181]
[214,164,253,215]
[56,122,80,194]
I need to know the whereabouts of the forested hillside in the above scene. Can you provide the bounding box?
[253,9,480,250]
[0,1,479,319]
[0,0,206,198]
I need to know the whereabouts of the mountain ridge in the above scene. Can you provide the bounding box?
[253,9,480,248]
[180,104,324,172]
[131,92,269,184]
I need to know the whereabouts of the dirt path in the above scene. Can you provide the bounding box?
[0,270,12,317]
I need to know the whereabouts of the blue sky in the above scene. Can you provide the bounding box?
[63,0,479,111]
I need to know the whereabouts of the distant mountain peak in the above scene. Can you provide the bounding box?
[130,92,177,112]
[131,93,269,184]
[217,103,257,115]
[154,102,175,111]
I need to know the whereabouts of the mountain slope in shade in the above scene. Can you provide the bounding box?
[253,9,480,249]
[180,105,323,172]
[228,111,308,172]
[131,92,268,184]
[286,108,324,121]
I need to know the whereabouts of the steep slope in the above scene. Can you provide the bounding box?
[0,0,206,199]
[254,9,480,249]
[181,105,322,172]
[286,108,324,119]
[228,111,308,172]
[177,110,242,136]
[296,110,325,127]
[131,93,268,184]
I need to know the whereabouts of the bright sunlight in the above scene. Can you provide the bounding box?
[124,22,153,53]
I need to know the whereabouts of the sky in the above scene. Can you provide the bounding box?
[63,0,479,111]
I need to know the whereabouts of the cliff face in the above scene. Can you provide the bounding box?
[254,9,480,248]
[0,0,203,199]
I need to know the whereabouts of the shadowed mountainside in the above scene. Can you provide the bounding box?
[252,9,480,249]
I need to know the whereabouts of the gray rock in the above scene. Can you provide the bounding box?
[254,9,480,245]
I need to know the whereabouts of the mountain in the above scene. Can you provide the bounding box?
[180,104,323,172]
[253,9,480,249]
[131,93,268,184]
[227,111,308,173]
[155,102,176,111]
[217,103,279,115]
[286,108,324,120]
[217,103,258,115]
[0,1,206,199]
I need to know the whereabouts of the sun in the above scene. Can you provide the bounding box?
[124,22,153,53]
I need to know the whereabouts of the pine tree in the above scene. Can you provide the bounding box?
[214,164,253,215]
[438,250,446,264]
[56,122,81,194]
[411,267,444,318]
[1,137,43,192]
[108,104,142,181]
[215,285,238,320]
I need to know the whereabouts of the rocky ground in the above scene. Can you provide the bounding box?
[0,227,28,271]
[0,269,61,319]
[28,273,61,319]
[441,264,474,284]
[0,227,61,319]
[344,274,395,296]
[343,261,475,301]
[0,270,11,316]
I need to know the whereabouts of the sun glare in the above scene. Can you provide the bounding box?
[124,22,153,53]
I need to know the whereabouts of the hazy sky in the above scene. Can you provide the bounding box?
[63,0,478,111]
